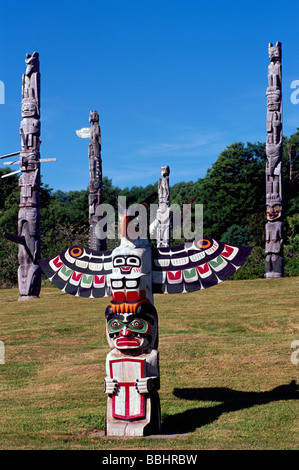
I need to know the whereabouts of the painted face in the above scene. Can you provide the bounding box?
[113,255,141,274]
[267,204,282,221]
[107,313,152,350]
[111,252,148,303]
[105,304,158,351]
[110,239,153,306]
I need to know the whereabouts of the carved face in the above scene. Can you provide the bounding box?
[89,110,99,123]
[267,203,282,221]
[113,255,141,274]
[20,151,39,171]
[161,165,170,177]
[268,44,281,62]
[110,242,152,304]
[106,306,158,351]
[266,89,281,111]
[21,99,37,117]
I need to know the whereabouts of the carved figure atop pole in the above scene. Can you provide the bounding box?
[157,165,171,248]
[265,42,284,278]
[149,165,172,248]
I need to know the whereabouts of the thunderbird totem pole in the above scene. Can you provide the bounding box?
[76,111,106,251]
[1,52,56,300]
[265,41,284,278]
[39,178,252,435]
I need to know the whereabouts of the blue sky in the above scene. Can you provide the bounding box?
[0,0,298,192]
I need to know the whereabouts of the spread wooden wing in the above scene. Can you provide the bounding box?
[152,237,253,294]
[38,245,113,298]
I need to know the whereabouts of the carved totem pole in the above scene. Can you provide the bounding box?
[39,186,252,435]
[1,52,56,300]
[265,42,284,278]
[1,52,42,299]
[76,111,106,251]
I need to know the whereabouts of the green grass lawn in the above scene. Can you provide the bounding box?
[0,277,298,450]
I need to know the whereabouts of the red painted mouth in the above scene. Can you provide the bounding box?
[268,212,280,220]
[120,266,132,273]
[115,337,140,347]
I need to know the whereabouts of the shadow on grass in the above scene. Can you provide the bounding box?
[161,380,298,434]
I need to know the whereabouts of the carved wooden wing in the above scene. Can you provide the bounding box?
[38,245,112,298]
[152,237,252,294]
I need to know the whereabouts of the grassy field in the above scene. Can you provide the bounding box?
[0,277,298,450]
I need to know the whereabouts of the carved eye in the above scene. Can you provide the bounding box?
[126,256,140,267]
[196,239,211,249]
[113,257,125,267]
[110,320,121,329]
[130,320,143,329]
[70,247,83,257]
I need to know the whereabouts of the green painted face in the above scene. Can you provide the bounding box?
[106,312,155,350]
[108,318,150,335]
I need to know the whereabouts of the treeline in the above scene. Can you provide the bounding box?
[0,130,298,287]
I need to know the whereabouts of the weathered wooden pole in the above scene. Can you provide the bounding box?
[265,42,284,278]
[2,52,56,300]
[76,111,106,251]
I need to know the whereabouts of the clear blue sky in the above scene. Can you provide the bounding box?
[0,0,298,192]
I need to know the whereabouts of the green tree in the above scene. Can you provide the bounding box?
[196,142,266,239]
[221,224,252,246]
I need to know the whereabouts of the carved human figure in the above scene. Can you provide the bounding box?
[104,303,160,436]
[156,165,171,248]
[266,89,281,146]
[265,201,284,277]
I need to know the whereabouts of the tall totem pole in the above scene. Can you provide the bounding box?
[1,52,42,300]
[76,111,106,251]
[265,42,284,278]
[1,52,56,300]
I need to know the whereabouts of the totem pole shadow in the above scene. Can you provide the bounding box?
[161,380,298,435]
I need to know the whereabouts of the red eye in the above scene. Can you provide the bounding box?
[70,247,83,257]
[130,320,143,329]
[110,320,121,329]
